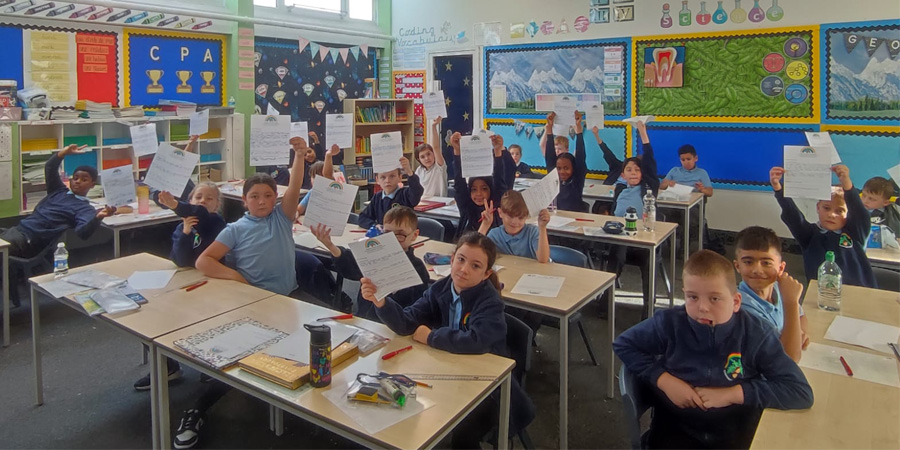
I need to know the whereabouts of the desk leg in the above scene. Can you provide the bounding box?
[275,408,284,436]
[683,206,690,262]
[498,375,511,450]
[649,248,657,318]
[698,198,705,251]
[157,350,171,450]
[670,234,676,308]
[150,345,160,450]
[31,285,43,405]
[607,284,616,399]
[3,249,9,347]
[269,405,275,432]
[113,230,121,259]
[559,317,569,449]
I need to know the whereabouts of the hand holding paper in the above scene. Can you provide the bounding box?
[423,90,448,120]
[783,146,832,200]
[130,123,159,157]
[303,176,359,236]
[189,109,209,136]
[350,233,422,300]
[100,164,136,207]
[459,133,494,178]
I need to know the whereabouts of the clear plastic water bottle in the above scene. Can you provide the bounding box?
[642,191,656,232]
[53,242,69,278]
[817,251,842,311]
[227,96,236,108]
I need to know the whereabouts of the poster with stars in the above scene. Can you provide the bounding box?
[432,55,474,178]
[393,71,426,149]
[254,37,375,159]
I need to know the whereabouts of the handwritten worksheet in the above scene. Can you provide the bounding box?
[422,90,447,119]
[554,95,577,127]
[459,134,493,178]
[521,168,559,218]
[349,233,422,300]
[805,131,841,165]
[100,164,136,207]
[290,121,309,140]
[370,131,403,173]
[583,101,604,130]
[783,146,832,201]
[144,143,201,195]
[326,113,353,149]
[249,115,291,166]
[130,123,159,157]
[511,274,565,298]
[303,176,360,236]
[189,109,209,136]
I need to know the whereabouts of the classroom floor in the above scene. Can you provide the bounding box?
[0,224,807,449]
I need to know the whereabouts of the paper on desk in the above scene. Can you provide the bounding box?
[326,113,353,149]
[349,233,422,300]
[522,168,559,218]
[459,134,494,178]
[189,109,209,136]
[322,380,433,434]
[290,121,308,140]
[824,316,900,355]
[38,279,93,298]
[303,177,359,237]
[130,123,159,157]
[370,131,403,173]
[144,143,201,195]
[668,183,694,198]
[805,131,841,164]
[433,264,502,278]
[100,164,136,208]
[800,342,899,388]
[127,270,176,290]
[293,231,323,250]
[783,146,832,201]
[194,321,285,361]
[547,215,575,229]
[263,322,359,364]
[511,274,565,298]
[622,116,655,125]
[63,270,126,289]
[422,90,447,119]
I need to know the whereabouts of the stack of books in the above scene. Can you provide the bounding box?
[355,104,393,123]
[114,106,145,118]
[75,100,114,119]
[49,109,82,120]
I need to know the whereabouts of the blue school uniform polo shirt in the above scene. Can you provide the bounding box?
[664,166,712,190]
[614,185,644,217]
[738,281,804,335]
[487,224,541,259]
[216,206,298,296]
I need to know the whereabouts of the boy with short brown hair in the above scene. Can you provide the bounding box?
[478,190,550,263]
[861,176,900,238]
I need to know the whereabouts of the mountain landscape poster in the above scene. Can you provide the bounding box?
[485,40,628,117]
[825,23,900,122]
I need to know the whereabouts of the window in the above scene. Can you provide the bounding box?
[286,0,341,13]
[253,0,277,7]
[348,0,373,21]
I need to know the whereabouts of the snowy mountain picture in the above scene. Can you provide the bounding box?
[827,28,900,120]
[486,44,625,115]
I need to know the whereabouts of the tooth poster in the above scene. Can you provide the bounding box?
[643,46,684,88]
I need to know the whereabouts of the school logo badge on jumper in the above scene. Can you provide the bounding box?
[839,233,853,248]
[723,353,743,380]
[461,312,471,330]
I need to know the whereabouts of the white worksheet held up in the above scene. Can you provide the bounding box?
[349,233,422,300]
[521,168,559,218]
[459,134,494,178]
[303,176,360,237]
[249,115,291,166]
[144,143,201,195]
[370,131,403,173]
[100,164,136,208]
[783,145,832,201]
[326,113,353,149]
[130,123,159,157]
[422,90,448,119]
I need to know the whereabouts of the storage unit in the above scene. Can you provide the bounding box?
[341,98,416,178]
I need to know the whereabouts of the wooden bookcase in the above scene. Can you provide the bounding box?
[341,98,416,173]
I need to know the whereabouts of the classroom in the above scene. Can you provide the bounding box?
[0,0,898,449]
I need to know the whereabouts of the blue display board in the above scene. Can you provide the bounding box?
[125,29,224,107]
[0,25,24,92]
[828,130,900,188]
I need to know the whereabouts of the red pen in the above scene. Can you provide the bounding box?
[839,356,853,377]
[382,345,413,360]
[411,241,425,249]
[185,280,207,292]
[574,218,595,222]
[317,314,353,322]
[350,230,367,233]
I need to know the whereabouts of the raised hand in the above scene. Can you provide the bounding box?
[158,190,178,209]
[769,167,785,191]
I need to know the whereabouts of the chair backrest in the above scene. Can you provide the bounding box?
[549,245,588,268]
[873,267,900,292]
[504,313,533,385]
[447,186,455,198]
[347,213,359,225]
[619,365,653,450]
[416,217,445,242]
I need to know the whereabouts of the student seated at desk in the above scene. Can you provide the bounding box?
[415,116,449,198]
[450,132,510,238]
[861,176,900,238]
[359,232,535,449]
[509,144,538,179]
[296,145,338,216]
[770,164,876,288]
[543,111,589,212]
[614,250,813,449]
[659,144,724,254]
[733,226,808,363]
[357,156,424,230]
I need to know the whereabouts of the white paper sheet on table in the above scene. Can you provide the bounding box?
[127,270,176,290]
[290,121,309,140]
[521,168,559,218]
[193,323,285,361]
[783,145,832,201]
[582,226,609,237]
[553,95,577,127]
[263,322,359,364]
[130,123,159,157]
[370,131,403,173]
[824,315,900,355]
[249,115,291,166]
[667,183,694,200]
[349,233,422,300]
[433,264,502,278]
[144,143,201,195]
[189,109,209,136]
[622,116,655,125]
[100,164,136,207]
[511,274,565,298]
[804,131,841,164]
[459,134,494,178]
[303,177,359,237]
[326,113,353,149]
[422,90,447,119]
[547,215,575,229]
[800,342,899,388]
[293,231,324,250]
[37,279,93,298]
[322,380,433,434]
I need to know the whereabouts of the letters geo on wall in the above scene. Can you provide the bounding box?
[124,29,225,107]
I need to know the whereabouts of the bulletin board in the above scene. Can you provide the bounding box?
[393,70,426,148]
[821,20,900,125]
[0,25,24,93]
[485,119,630,179]
[820,126,900,188]
[124,28,225,107]
[633,27,818,122]
[484,38,630,119]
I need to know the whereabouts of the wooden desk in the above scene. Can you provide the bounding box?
[752,282,900,449]
[27,253,277,448]
[1,238,9,347]
[867,247,900,270]
[415,240,616,449]
[583,185,705,261]
[101,205,181,258]
[154,294,514,450]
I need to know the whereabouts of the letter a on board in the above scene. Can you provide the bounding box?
[203,49,213,63]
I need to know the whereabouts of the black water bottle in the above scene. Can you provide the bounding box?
[304,324,332,387]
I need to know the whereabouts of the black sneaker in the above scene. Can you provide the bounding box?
[133,361,183,391]
[174,409,205,449]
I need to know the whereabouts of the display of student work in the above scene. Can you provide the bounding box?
[634,27,815,120]
[821,20,900,124]
[484,39,628,118]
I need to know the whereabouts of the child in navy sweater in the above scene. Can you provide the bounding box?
[450,132,512,238]
[770,164,876,288]
[157,184,226,268]
[614,250,813,449]
[509,144,538,179]
[543,111,589,212]
[358,156,424,230]
[360,232,534,449]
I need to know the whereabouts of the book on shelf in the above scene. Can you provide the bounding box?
[355,104,393,123]
[355,136,371,154]
[238,341,359,390]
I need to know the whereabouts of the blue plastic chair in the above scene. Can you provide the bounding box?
[416,217,445,242]
[548,245,599,366]
[619,365,653,449]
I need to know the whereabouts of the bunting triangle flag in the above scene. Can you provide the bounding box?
[329,48,340,62]
[298,37,310,53]
[319,45,330,62]
[865,36,885,57]
[309,42,319,57]
[349,46,361,59]
[359,44,369,58]
[339,47,349,63]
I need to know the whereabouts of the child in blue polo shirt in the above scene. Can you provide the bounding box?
[660,144,713,196]
[733,226,808,362]
[358,156,424,230]
[478,190,550,262]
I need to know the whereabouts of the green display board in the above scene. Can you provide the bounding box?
[634,29,816,121]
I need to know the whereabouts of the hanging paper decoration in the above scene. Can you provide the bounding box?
[275,66,288,80]
[842,32,899,59]
[302,83,314,96]
[514,120,524,134]
[574,15,590,32]
[540,21,554,35]
[526,21,539,38]
[350,46,361,60]
[309,42,319,58]
[329,47,340,62]
[256,84,268,97]
[324,74,336,88]
[360,44,368,56]
[557,19,569,34]
[336,89,347,101]
[318,45,330,62]
[272,90,286,104]
[298,37,310,53]
[525,126,534,138]
[535,126,545,138]
[339,47,349,63]
[314,100,325,112]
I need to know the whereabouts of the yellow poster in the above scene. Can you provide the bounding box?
[30,31,72,102]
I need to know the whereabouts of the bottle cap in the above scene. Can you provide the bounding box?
[825,251,835,262]
[304,323,331,346]
[57,242,65,248]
